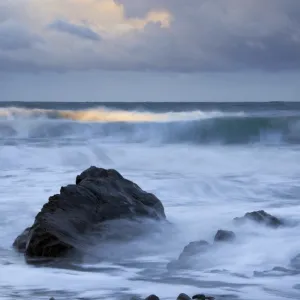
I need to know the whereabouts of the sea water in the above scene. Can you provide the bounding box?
[0,101,300,300]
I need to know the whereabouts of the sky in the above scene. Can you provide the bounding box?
[0,0,300,102]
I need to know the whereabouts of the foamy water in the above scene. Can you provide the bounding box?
[1,102,300,300]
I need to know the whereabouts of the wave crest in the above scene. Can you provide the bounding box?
[0,106,223,123]
[0,106,299,145]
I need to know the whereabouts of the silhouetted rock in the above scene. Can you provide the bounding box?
[177,293,191,300]
[233,210,283,228]
[214,230,236,243]
[145,295,160,300]
[13,166,166,259]
[192,295,215,300]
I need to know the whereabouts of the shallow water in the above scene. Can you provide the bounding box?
[1,102,300,300]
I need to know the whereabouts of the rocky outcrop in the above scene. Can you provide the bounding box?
[167,229,235,270]
[233,210,283,228]
[167,239,210,270]
[177,294,191,300]
[214,230,236,243]
[13,166,166,259]
[145,295,160,300]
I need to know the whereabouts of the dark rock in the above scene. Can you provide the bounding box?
[12,227,31,253]
[178,240,210,260]
[168,230,237,271]
[291,254,300,269]
[145,295,160,300]
[167,240,210,270]
[177,293,191,300]
[214,230,236,243]
[192,295,215,300]
[13,166,166,259]
[233,210,283,228]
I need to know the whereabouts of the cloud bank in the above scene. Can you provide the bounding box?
[0,0,299,72]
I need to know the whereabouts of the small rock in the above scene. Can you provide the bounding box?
[214,230,236,243]
[177,293,191,300]
[178,240,210,260]
[167,240,210,270]
[192,295,215,300]
[233,210,283,228]
[145,295,160,300]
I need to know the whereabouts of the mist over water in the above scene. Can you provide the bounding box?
[1,102,300,300]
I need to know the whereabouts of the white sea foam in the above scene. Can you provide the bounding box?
[1,138,300,299]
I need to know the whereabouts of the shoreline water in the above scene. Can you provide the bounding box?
[1,102,300,300]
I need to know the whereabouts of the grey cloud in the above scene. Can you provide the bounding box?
[0,20,42,50]
[115,0,300,72]
[1,0,300,72]
[48,19,101,41]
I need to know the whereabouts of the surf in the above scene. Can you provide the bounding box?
[0,106,299,145]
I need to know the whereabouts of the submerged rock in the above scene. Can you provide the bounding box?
[167,240,210,270]
[13,166,166,259]
[192,295,215,300]
[214,230,236,243]
[168,229,236,270]
[178,240,210,260]
[233,210,283,228]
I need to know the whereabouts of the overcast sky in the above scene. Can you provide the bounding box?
[0,0,300,101]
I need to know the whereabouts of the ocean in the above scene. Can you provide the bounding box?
[0,101,300,300]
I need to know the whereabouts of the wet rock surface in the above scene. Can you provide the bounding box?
[233,210,283,228]
[213,230,236,243]
[13,166,166,259]
[167,229,236,270]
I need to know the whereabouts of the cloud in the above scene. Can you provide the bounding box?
[48,19,101,41]
[0,20,42,51]
[0,0,299,72]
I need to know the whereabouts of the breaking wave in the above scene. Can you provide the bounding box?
[0,106,299,145]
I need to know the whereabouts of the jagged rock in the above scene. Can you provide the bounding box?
[12,227,31,252]
[168,230,237,270]
[214,230,236,243]
[13,166,166,259]
[178,240,210,260]
[177,293,191,300]
[167,240,210,270]
[233,210,283,228]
